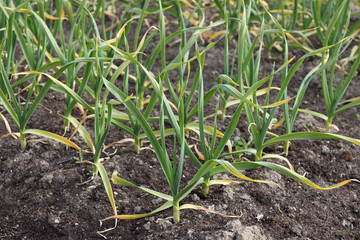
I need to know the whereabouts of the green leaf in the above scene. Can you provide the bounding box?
[95,162,117,216]
[112,172,173,201]
[103,79,174,190]
[210,161,359,190]
[102,201,173,220]
[68,116,95,153]
[261,132,360,151]
[23,129,81,150]
[296,108,328,121]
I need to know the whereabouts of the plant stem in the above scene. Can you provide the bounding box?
[255,148,263,161]
[34,77,39,96]
[173,201,180,223]
[201,177,210,195]
[20,132,27,151]
[64,117,70,133]
[134,137,140,154]
[220,105,226,121]
[138,91,144,110]
[325,116,334,133]
[284,140,290,156]
[184,129,190,138]
[92,164,98,177]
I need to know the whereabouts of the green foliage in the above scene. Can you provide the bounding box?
[0,0,359,235]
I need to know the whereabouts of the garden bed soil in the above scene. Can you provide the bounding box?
[1,7,360,240]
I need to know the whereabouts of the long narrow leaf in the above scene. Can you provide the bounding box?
[23,129,81,150]
[112,172,172,201]
[211,161,359,190]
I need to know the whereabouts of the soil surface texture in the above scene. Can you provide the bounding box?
[1,6,360,240]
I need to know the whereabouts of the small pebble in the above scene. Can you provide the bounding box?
[343,149,353,162]
[321,145,330,154]
[192,194,200,202]
[134,206,141,214]
[342,219,353,229]
[158,219,172,229]
[239,193,251,201]
[143,222,151,230]
[290,223,303,236]
[256,214,264,221]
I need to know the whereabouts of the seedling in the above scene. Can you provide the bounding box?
[0,0,359,236]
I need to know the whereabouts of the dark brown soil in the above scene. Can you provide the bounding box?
[1,6,360,240]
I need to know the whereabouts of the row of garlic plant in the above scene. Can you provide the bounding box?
[103,0,360,224]
[0,0,359,230]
